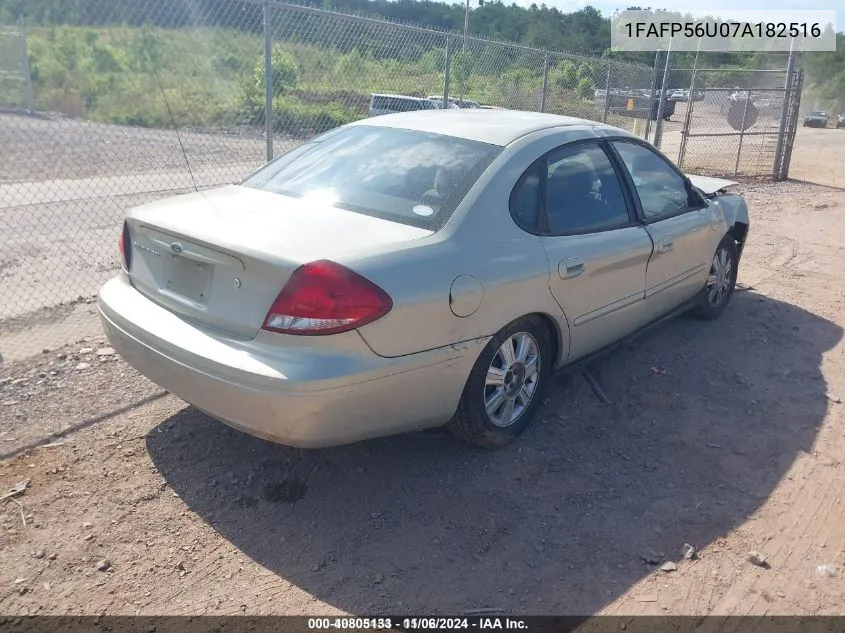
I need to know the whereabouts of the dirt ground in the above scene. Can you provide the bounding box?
[0,127,844,618]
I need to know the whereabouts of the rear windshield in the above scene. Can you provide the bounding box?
[241,125,502,230]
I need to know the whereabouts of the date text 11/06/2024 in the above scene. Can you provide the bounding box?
[307,617,529,630]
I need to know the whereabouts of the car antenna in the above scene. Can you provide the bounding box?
[143,34,199,193]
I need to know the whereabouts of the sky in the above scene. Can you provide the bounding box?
[505,0,845,32]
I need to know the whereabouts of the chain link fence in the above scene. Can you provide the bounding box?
[651,63,802,179]
[0,0,802,365]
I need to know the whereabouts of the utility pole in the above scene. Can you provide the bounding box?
[653,36,672,150]
[463,0,469,51]
[773,37,797,180]
[460,0,470,107]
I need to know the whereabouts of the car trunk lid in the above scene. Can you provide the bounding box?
[124,185,432,339]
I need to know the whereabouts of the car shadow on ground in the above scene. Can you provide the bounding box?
[147,290,841,614]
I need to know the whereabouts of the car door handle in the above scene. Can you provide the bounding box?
[559,258,585,279]
[656,236,674,254]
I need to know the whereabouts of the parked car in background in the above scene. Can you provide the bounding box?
[803,111,829,128]
[673,89,704,102]
[100,110,750,450]
[369,93,437,116]
[752,98,779,117]
[440,96,481,109]
[426,96,459,110]
[836,113,845,129]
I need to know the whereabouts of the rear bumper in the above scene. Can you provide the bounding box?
[98,274,485,448]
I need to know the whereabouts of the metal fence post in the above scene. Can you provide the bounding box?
[734,90,751,176]
[677,40,701,168]
[443,37,452,106]
[773,40,797,179]
[644,50,661,143]
[603,63,612,123]
[652,39,672,150]
[540,53,550,113]
[263,1,274,163]
[18,18,34,111]
[779,69,803,180]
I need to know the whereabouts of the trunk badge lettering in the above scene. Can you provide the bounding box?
[170,242,183,254]
[133,242,160,257]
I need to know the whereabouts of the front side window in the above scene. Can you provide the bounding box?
[242,125,501,230]
[612,141,700,220]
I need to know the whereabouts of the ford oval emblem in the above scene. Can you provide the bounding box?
[170,242,183,254]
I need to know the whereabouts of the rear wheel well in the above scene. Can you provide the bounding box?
[524,312,563,368]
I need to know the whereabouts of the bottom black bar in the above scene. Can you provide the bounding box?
[0,616,844,633]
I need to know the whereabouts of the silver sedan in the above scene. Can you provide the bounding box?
[98,110,750,448]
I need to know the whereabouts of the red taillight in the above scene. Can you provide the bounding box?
[262,260,392,336]
[118,222,131,270]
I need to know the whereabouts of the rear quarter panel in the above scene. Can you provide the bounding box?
[340,125,610,363]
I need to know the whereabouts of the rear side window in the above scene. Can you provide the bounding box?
[509,142,631,235]
[242,125,502,230]
[509,162,542,231]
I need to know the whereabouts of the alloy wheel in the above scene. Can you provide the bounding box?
[706,245,734,308]
[484,332,541,427]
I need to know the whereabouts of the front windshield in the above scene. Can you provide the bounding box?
[241,125,502,230]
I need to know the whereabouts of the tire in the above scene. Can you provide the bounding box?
[690,234,739,321]
[447,316,553,448]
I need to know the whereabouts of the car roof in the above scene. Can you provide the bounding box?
[348,109,621,146]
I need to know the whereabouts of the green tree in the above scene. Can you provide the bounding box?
[577,62,595,83]
[500,67,533,96]
[255,46,299,98]
[417,48,446,73]
[452,50,473,95]
[576,76,595,100]
[335,48,365,77]
[559,60,577,87]
[130,31,163,72]
[552,59,578,91]
[476,44,512,75]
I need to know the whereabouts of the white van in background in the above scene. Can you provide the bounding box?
[428,95,482,109]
